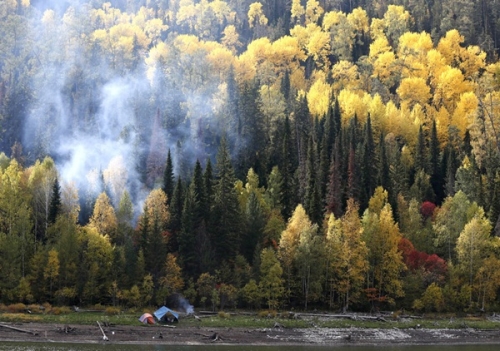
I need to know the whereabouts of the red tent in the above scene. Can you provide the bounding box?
[139,313,155,324]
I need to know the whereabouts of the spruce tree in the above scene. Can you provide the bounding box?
[179,184,198,277]
[281,115,296,219]
[162,149,174,206]
[444,146,457,197]
[333,98,342,137]
[211,136,242,263]
[324,96,336,158]
[319,134,330,206]
[346,139,359,204]
[415,125,427,173]
[305,136,322,225]
[429,120,444,204]
[203,158,214,222]
[48,177,61,225]
[237,80,266,179]
[326,138,344,218]
[377,133,390,192]
[281,69,291,113]
[167,177,183,253]
[360,116,376,209]
[192,159,206,220]
[241,192,265,265]
[146,210,167,283]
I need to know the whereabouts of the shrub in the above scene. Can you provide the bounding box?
[7,303,26,313]
[41,302,52,313]
[91,304,106,311]
[105,306,121,315]
[218,311,231,319]
[27,304,45,314]
[51,306,71,315]
[257,310,277,318]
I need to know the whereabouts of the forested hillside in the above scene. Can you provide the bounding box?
[1,0,500,313]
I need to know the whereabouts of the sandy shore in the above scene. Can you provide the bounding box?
[1,322,500,346]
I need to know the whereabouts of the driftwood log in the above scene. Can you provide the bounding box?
[293,312,388,322]
[195,332,226,342]
[96,321,108,341]
[0,323,39,336]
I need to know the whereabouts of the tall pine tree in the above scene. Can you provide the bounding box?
[210,136,242,263]
[163,149,175,206]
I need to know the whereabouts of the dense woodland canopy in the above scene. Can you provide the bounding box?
[1,0,500,313]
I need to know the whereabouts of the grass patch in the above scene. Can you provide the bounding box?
[1,309,500,330]
[0,313,43,323]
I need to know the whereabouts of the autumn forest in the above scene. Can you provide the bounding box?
[1,0,500,313]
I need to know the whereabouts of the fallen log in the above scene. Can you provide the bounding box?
[210,332,224,342]
[291,312,389,322]
[96,321,108,341]
[0,323,39,336]
[293,313,358,320]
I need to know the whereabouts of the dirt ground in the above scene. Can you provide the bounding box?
[2,322,500,346]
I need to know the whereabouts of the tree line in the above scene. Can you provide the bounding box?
[0,0,499,312]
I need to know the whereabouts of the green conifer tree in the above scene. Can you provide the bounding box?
[211,136,242,262]
[48,177,61,225]
[162,149,174,206]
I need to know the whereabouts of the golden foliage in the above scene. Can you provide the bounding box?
[331,60,360,93]
[89,192,117,238]
[248,2,268,28]
[144,188,169,225]
[397,77,431,109]
[307,76,331,118]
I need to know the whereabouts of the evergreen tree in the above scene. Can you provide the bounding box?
[179,183,198,277]
[346,140,359,204]
[332,98,342,138]
[326,138,344,218]
[211,136,242,262]
[280,69,291,113]
[319,132,330,208]
[415,125,427,173]
[138,205,149,253]
[281,115,296,220]
[192,159,206,219]
[295,95,311,202]
[167,177,183,253]
[48,177,61,225]
[123,235,138,288]
[324,96,337,158]
[444,145,457,197]
[389,145,410,208]
[305,136,322,224]
[360,116,376,210]
[146,220,166,283]
[163,149,175,206]
[429,121,444,204]
[265,166,283,212]
[236,80,267,179]
[203,158,214,222]
[241,192,265,265]
[377,133,390,192]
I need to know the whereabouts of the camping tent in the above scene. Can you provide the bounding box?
[139,313,155,324]
[154,306,179,323]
